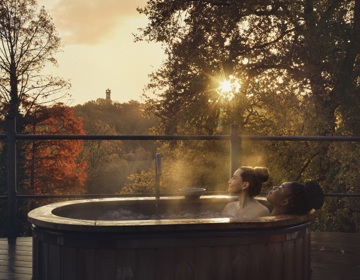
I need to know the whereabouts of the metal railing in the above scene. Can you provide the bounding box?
[1,116,360,239]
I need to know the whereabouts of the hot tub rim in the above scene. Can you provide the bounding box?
[28,196,316,233]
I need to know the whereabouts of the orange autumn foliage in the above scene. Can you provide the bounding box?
[21,105,87,195]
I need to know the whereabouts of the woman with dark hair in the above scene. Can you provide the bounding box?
[266,181,325,215]
[223,166,270,218]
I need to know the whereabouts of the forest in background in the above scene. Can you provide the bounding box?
[133,0,360,232]
[0,1,360,236]
[73,99,160,194]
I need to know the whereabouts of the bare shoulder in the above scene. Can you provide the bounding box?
[256,201,270,216]
[223,201,237,214]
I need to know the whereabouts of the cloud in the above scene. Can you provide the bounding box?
[46,0,147,45]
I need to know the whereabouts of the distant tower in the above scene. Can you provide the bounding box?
[105,89,111,101]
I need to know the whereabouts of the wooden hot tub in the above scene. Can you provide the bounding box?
[28,196,314,280]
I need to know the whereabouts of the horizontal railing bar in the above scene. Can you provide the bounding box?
[0,134,360,141]
[15,193,158,199]
[0,192,359,200]
[0,191,229,199]
[2,134,230,140]
[322,193,360,197]
[249,136,360,142]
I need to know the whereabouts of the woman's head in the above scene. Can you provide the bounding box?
[228,166,269,197]
[266,181,325,215]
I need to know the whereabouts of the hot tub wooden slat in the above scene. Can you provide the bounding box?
[156,248,175,280]
[214,246,233,279]
[284,240,295,280]
[136,248,156,280]
[232,245,251,278]
[117,249,136,279]
[295,235,304,280]
[268,242,283,280]
[174,247,194,280]
[98,249,117,279]
[194,246,214,280]
[48,244,60,280]
[250,244,268,279]
[77,248,95,280]
[40,241,48,280]
[304,229,311,279]
[61,247,77,279]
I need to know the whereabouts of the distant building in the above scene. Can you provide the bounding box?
[106,89,111,101]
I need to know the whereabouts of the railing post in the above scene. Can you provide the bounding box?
[155,153,161,199]
[230,124,240,177]
[6,116,17,240]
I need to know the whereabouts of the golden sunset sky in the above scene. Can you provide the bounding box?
[38,0,165,105]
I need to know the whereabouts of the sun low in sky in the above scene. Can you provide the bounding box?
[38,0,165,105]
[217,75,241,101]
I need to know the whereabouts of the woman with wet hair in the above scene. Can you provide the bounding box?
[223,166,270,218]
[266,181,325,215]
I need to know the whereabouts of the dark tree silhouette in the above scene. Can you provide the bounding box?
[0,0,69,123]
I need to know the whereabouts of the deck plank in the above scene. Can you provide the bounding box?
[0,237,33,280]
[311,232,360,280]
[0,232,359,280]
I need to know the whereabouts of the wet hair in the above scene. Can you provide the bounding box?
[285,181,325,215]
[240,166,269,197]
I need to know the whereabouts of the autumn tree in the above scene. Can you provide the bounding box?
[0,0,71,185]
[0,1,82,236]
[0,104,87,237]
[0,0,71,175]
[21,105,87,195]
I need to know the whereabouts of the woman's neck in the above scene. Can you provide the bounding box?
[271,207,288,215]
[237,193,254,208]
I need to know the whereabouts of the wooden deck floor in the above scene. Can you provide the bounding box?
[311,232,360,280]
[0,237,32,280]
[0,232,359,280]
